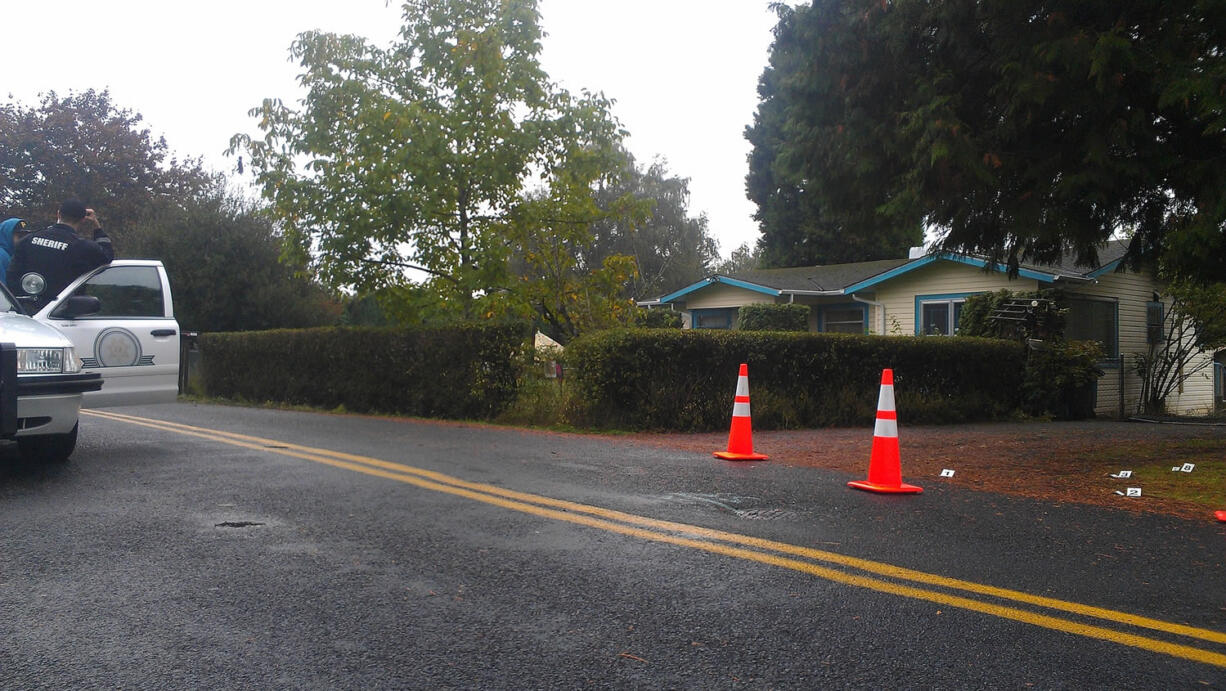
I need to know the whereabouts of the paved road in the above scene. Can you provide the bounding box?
[1,402,1224,688]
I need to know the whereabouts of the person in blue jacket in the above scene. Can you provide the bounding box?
[0,217,29,285]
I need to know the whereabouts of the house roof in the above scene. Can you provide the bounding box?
[727,258,913,292]
[653,240,1131,305]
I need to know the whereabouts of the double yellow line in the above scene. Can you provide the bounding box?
[84,408,1226,668]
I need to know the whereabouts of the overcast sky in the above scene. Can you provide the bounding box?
[5,1,783,259]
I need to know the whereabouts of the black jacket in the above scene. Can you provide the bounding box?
[7,223,114,311]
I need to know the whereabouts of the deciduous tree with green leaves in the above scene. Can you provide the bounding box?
[125,189,342,333]
[232,0,628,322]
[747,0,1226,282]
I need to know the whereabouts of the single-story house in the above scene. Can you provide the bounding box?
[643,242,1219,417]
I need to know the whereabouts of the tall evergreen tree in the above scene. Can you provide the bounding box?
[746,0,1226,282]
[746,3,923,268]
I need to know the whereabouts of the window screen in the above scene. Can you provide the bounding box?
[1066,298,1117,358]
[693,309,733,330]
[921,303,951,335]
[823,307,865,334]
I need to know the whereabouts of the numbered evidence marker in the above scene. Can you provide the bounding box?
[940,469,955,478]
[1109,470,1132,479]
[1181,463,1195,473]
[1114,488,1143,497]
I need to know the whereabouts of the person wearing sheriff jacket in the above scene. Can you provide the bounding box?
[7,199,114,312]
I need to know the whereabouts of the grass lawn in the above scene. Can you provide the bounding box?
[1086,439,1226,509]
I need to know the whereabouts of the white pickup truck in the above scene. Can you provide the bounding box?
[3,260,179,460]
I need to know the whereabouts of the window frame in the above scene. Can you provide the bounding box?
[913,293,980,336]
[52,264,168,320]
[690,307,735,330]
[1064,294,1120,361]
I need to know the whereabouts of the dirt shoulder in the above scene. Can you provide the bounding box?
[629,419,1226,523]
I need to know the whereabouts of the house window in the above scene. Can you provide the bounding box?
[917,297,967,336]
[1146,301,1165,344]
[822,305,867,334]
[692,308,735,330]
[1066,297,1118,358]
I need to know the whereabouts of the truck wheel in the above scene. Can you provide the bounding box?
[18,423,79,462]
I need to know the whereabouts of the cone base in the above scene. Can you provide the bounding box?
[847,480,923,494]
[714,451,769,461]
[1216,510,1226,523]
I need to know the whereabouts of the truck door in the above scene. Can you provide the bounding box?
[44,263,180,407]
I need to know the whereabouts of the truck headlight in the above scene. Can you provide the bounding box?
[17,348,68,374]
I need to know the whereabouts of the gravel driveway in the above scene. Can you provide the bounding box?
[631,419,1226,521]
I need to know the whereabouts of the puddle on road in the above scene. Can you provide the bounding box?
[664,492,800,521]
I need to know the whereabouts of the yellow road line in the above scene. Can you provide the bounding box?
[84,409,1226,668]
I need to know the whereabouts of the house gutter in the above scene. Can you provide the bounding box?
[850,293,886,335]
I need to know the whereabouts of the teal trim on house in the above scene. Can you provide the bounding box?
[1085,257,1125,279]
[940,254,1059,283]
[913,292,983,335]
[659,276,780,303]
[843,256,936,294]
[718,276,783,296]
[844,253,1062,294]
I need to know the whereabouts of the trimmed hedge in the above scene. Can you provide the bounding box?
[200,323,527,419]
[738,303,810,331]
[563,329,1026,431]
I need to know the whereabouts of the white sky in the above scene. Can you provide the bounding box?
[5,1,782,259]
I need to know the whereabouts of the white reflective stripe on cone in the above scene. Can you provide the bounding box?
[877,384,895,412]
[736,376,749,397]
[874,417,898,438]
[733,401,751,418]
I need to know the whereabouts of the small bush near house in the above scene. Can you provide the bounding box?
[200,323,528,420]
[564,328,1026,431]
[1023,340,1105,419]
[738,303,810,332]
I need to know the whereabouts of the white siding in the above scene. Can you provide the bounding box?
[1066,271,1215,416]
[683,284,777,310]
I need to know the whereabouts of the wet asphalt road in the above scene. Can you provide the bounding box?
[1,402,1224,689]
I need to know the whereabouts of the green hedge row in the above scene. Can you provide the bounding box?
[200,323,527,419]
[563,329,1027,431]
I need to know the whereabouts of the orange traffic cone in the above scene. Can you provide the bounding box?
[848,368,922,494]
[714,363,768,461]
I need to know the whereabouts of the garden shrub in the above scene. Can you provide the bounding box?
[200,323,528,419]
[738,303,810,332]
[1022,340,1105,419]
[563,329,1027,431]
[959,288,1100,418]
